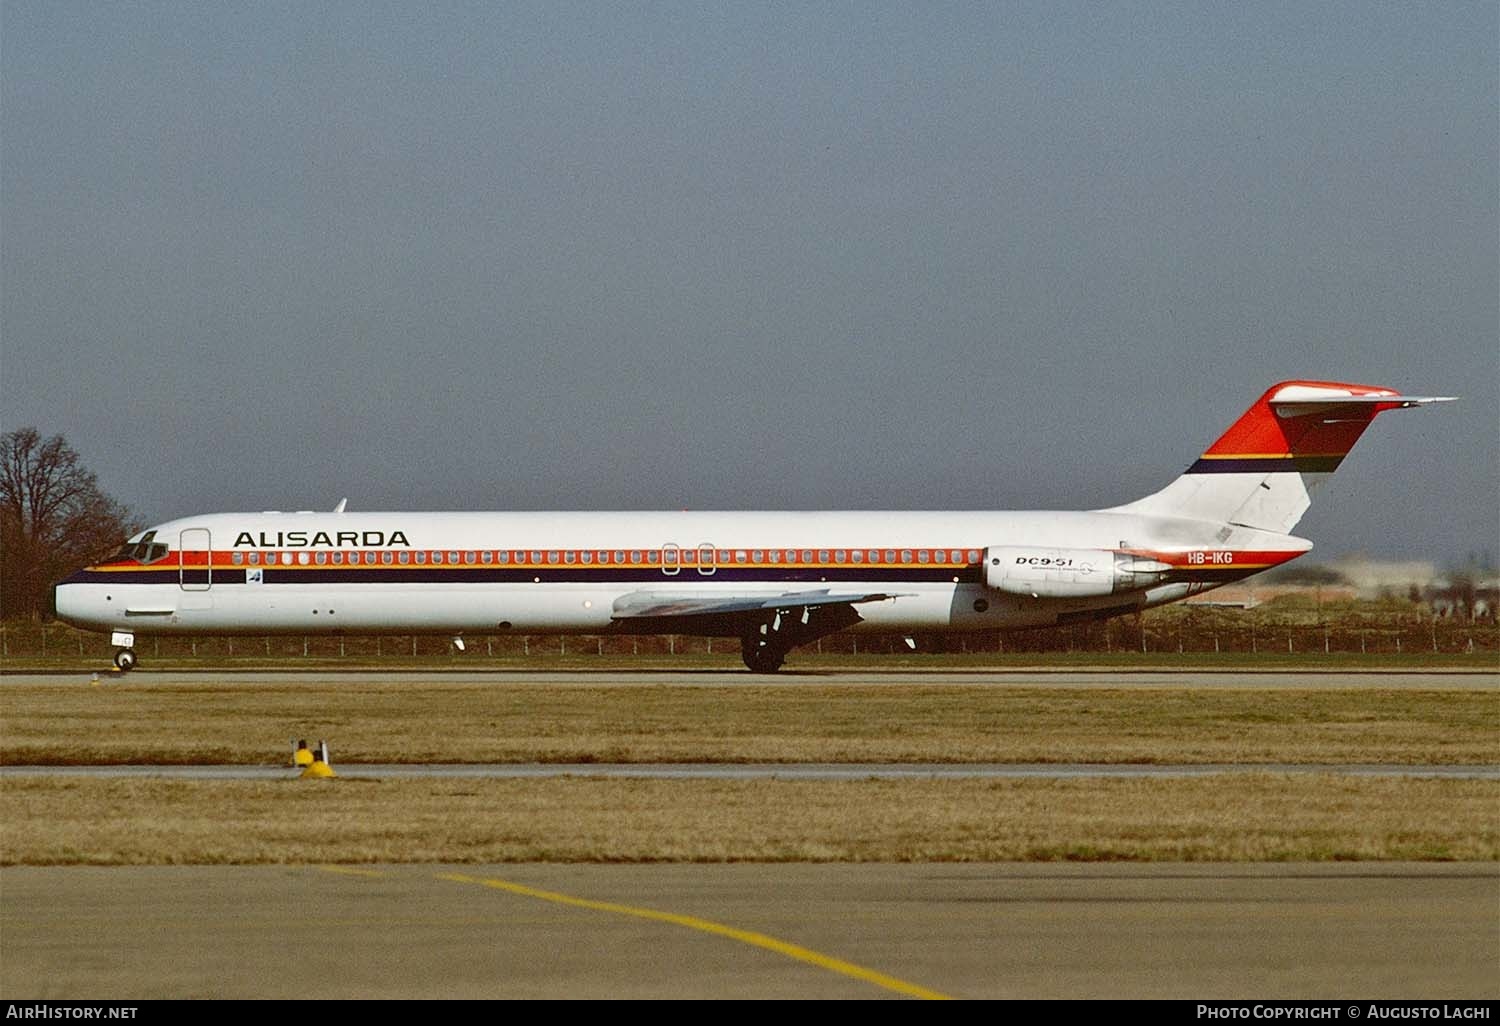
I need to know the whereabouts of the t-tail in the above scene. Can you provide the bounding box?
[1110,380,1454,534]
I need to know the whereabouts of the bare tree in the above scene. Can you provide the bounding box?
[1,428,135,621]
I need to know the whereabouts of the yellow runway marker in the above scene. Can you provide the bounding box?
[436,871,951,1000]
[317,865,388,878]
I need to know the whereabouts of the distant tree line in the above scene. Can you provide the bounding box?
[0,428,135,621]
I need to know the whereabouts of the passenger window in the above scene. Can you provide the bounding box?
[465,551,477,564]
[497,551,508,564]
[917,550,929,564]
[818,550,829,563]
[249,552,261,565]
[547,551,560,564]
[415,551,426,565]
[298,552,310,565]
[581,551,593,564]
[381,551,393,565]
[901,550,912,564]
[564,551,575,565]
[397,551,408,565]
[481,551,492,564]
[316,551,328,565]
[432,552,443,565]
[232,552,244,565]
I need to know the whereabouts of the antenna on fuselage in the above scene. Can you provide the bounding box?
[332,498,348,513]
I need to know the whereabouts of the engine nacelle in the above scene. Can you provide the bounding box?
[984,546,1170,599]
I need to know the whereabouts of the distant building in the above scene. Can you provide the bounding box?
[1328,557,1438,599]
[1182,580,1355,609]
[1181,556,1496,621]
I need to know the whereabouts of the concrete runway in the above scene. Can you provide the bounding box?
[5,668,1497,689]
[2,863,1494,999]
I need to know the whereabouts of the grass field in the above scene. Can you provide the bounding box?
[4,672,1494,864]
[3,775,1495,864]
[2,680,1496,765]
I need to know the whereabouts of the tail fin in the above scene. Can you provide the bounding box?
[1111,380,1454,534]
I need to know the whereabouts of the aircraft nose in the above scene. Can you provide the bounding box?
[53,574,93,626]
[54,582,76,622]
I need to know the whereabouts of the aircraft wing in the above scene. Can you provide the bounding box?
[610,588,903,657]
[611,589,902,621]
[610,588,907,669]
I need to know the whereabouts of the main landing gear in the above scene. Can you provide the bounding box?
[738,602,864,673]
[740,640,786,674]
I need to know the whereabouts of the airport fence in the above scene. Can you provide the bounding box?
[2,601,1495,663]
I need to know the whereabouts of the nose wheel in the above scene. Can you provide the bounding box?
[113,647,137,672]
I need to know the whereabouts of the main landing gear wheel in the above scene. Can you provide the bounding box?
[741,645,785,674]
[113,648,137,672]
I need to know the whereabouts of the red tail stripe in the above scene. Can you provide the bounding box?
[1202,380,1395,458]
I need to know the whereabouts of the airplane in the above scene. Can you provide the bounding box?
[54,380,1452,673]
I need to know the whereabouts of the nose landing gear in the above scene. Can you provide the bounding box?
[108,632,138,672]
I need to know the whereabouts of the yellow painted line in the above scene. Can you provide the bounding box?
[436,871,950,1000]
[317,865,388,878]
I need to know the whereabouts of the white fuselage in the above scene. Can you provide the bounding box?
[54,508,1308,637]
[54,379,1447,673]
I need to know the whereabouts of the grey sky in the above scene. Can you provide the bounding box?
[2,2,1495,565]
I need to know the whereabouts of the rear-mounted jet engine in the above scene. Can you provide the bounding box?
[984,546,1170,599]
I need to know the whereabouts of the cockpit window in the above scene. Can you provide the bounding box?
[111,529,169,564]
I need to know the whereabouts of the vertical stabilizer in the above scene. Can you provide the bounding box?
[1109,380,1453,534]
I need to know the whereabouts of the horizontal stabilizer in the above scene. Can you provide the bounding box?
[1269,389,1456,417]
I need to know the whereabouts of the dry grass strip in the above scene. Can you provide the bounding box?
[3,682,1495,766]
[3,775,1494,864]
